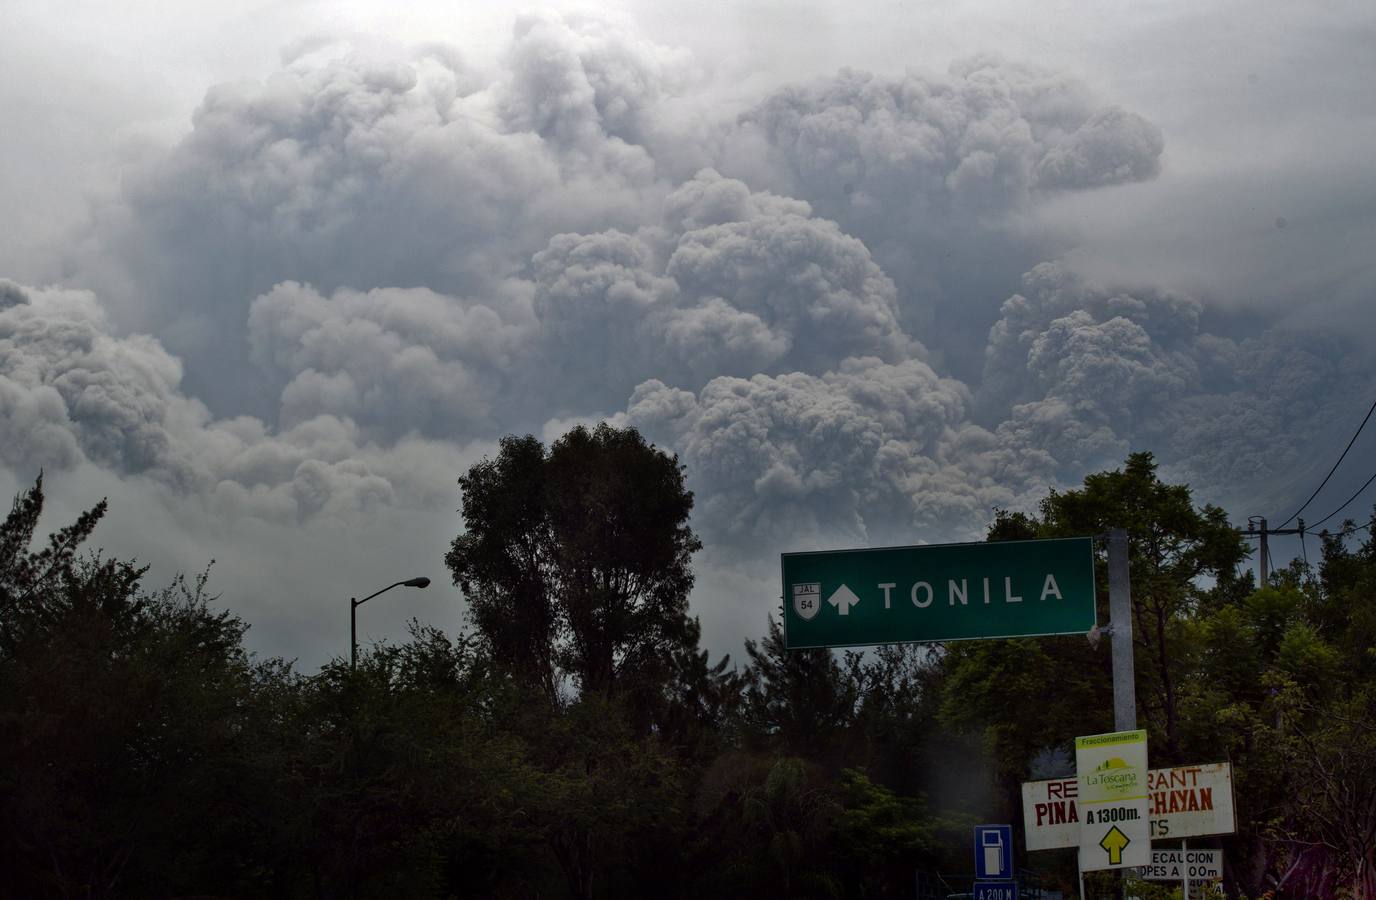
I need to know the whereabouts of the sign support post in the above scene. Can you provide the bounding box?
[1181,840,1188,900]
[1108,528,1136,732]
[1105,528,1136,900]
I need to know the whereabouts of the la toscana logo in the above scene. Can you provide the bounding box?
[1088,757,1139,790]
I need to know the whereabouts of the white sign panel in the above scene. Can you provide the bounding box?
[1136,848,1223,881]
[1076,730,1150,871]
[1023,763,1236,850]
[1145,764,1236,840]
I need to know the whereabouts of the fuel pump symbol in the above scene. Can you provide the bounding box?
[982,829,1004,876]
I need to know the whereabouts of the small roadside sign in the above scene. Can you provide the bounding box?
[1076,730,1150,871]
[1022,762,1236,850]
[974,882,1018,900]
[974,825,1013,879]
[1136,848,1223,881]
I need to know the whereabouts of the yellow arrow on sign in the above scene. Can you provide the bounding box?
[1099,825,1131,865]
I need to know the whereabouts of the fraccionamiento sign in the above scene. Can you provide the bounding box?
[1075,730,1150,870]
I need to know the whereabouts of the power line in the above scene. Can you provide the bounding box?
[1306,468,1376,530]
[1319,519,1374,539]
[1276,393,1376,528]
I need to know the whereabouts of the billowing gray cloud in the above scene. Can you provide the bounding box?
[977,263,1376,505]
[625,357,1048,554]
[238,169,918,432]
[498,12,693,152]
[248,280,533,436]
[75,15,695,417]
[0,280,201,482]
[69,19,1171,419]
[1034,106,1164,190]
[710,57,1165,375]
[0,280,480,523]
[531,170,919,409]
[6,6,1371,672]
[735,56,1163,218]
[980,262,1203,419]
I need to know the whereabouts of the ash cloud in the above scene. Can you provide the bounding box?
[625,358,1044,555]
[72,20,1167,416]
[4,9,1370,668]
[76,14,694,416]
[0,279,478,523]
[244,169,917,429]
[706,56,1165,372]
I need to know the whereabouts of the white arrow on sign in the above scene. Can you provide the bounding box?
[827,584,860,615]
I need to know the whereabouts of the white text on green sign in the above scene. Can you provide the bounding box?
[781,537,1096,650]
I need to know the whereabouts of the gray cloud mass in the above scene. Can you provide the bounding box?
[2,8,1369,666]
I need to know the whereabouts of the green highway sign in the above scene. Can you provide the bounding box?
[781,537,1096,649]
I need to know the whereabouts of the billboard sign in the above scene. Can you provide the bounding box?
[1023,763,1236,850]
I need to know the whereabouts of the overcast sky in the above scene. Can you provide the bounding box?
[3,0,1374,669]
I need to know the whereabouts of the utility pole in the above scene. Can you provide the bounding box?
[1243,518,1305,585]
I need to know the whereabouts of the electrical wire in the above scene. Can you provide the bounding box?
[1306,519,1374,540]
[1277,393,1376,528]
[1305,468,1376,530]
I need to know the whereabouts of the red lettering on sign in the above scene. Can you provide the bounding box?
[1149,786,1215,818]
[1036,802,1049,826]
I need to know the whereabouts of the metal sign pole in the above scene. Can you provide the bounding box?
[1108,528,1137,732]
[1108,528,1136,900]
[1181,840,1188,900]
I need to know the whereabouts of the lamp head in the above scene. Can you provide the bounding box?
[403,576,431,589]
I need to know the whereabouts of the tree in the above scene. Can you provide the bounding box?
[1032,452,1247,760]
[0,475,273,897]
[934,454,1248,889]
[1216,521,1376,898]
[0,473,114,654]
[953,452,1247,762]
[446,423,703,708]
[740,616,858,761]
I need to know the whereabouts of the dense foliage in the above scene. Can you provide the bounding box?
[2,441,1374,898]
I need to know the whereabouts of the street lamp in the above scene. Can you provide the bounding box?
[350,577,431,669]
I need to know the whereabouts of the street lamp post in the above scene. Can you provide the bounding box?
[350,577,431,669]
